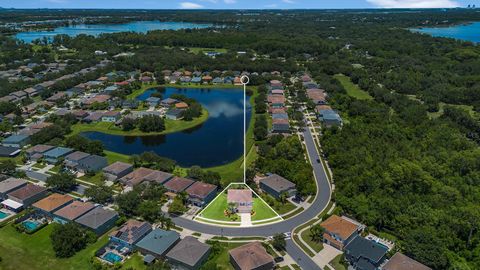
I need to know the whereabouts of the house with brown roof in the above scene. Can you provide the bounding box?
[163,177,195,193]
[381,253,431,270]
[229,242,274,270]
[0,178,27,200]
[227,189,253,214]
[110,219,152,249]
[143,170,173,185]
[119,167,156,187]
[53,200,96,223]
[33,193,74,216]
[103,161,134,181]
[4,183,47,211]
[175,102,189,109]
[320,215,362,250]
[185,182,217,207]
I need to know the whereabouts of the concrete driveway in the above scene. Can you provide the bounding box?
[313,244,342,268]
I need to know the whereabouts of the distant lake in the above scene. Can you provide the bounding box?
[411,22,480,43]
[16,21,213,43]
[81,87,250,168]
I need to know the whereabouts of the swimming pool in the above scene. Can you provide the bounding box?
[0,211,10,219]
[22,220,40,231]
[103,252,123,263]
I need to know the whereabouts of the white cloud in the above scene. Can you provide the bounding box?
[179,2,204,9]
[224,0,237,4]
[367,0,460,8]
[282,0,295,4]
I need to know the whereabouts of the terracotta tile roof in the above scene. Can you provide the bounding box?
[229,242,274,270]
[53,200,96,221]
[175,102,189,109]
[320,215,358,240]
[383,253,431,270]
[33,193,74,213]
[163,177,195,192]
[186,182,217,199]
[227,189,252,204]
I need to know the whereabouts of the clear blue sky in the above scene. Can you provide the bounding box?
[0,0,474,9]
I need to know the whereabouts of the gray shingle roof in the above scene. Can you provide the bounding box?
[345,236,388,264]
[0,178,27,194]
[260,174,296,193]
[135,229,180,256]
[166,236,210,267]
[76,207,118,230]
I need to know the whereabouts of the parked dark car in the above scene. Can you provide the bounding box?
[274,257,284,263]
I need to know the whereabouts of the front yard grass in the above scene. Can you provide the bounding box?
[252,197,279,221]
[199,193,238,222]
[330,254,347,270]
[300,229,324,253]
[0,224,109,270]
[203,241,244,270]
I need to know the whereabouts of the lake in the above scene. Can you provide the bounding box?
[16,21,213,43]
[81,87,250,168]
[411,22,480,43]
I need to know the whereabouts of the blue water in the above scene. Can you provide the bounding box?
[103,252,123,263]
[16,21,213,43]
[0,211,9,219]
[412,22,480,43]
[22,220,39,231]
[81,87,251,168]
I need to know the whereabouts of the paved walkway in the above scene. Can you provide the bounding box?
[240,213,252,227]
[312,244,342,268]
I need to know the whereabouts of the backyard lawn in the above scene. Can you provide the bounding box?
[0,224,110,270]
[334,74,373,100]
[202,241,244,270]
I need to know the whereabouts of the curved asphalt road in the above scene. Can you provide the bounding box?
[170,126,332,270]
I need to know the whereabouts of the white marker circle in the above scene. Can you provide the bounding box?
[241,75,250,85]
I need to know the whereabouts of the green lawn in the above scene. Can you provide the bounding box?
[199,193,237,222]
[260,194,296,215]
[104,150,130,164]
[126,82,159,99]
[188,47,228,55]
[300,229,324,253]
[334,74,373,100]
[32,162,47,169]
[203,242,244,270]
[78,172,104,186]
[0,224,110,270]
[252,197,279,221]
[122,253,147,269]
[428,102,478,119]
[330,254,347,270]
[69,108,209,137]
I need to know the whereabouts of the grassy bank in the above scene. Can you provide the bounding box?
[70,108,209,137]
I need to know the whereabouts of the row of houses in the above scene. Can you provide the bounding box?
[301,74,343,127]
[320,214,431,270]
[0,60,112,104]
[0,61,68,83]
[267,80,291,134]
[104,162,218,207]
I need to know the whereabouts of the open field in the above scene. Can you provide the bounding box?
[0,224,110,270]
[334,74,373,100]
[188,47,228,54]
[428,102,478,119]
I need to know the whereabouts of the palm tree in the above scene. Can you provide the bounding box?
[227,202,237,216]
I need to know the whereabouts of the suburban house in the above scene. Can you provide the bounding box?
[229,242,275,270]
[161,98,178,107]
[75,155,108,173]
[135,229,180,259]
[320,215,362,250]
[26,145,55,161]
[175,102,189,109]
[185,182,217,207]
[165,236,211,270]
[102,161,134,181]
[43,147,74,164]
[83,111,104,123]
[32,193,74,217]
[381,252,431,270]
[259,174,296,199]
[102,111,121,122]
[143,170,173,185]
[166,109,184,120]
[267,95,285,108]
[344,236,388,270]
[146,97,161,107]
[76,206,119,235]
[0,145,21,158]
[3,183,48,212]
[319,111,343,127]
[53,200,96,223]
[0,178,27,200]
[64,151,90,170]
[307,88,327,105]
[119,167,156,187]
[109,219,153,250]
[163,177,195,194]
[272,119,290,133]
[227,189,253,214]
[2,134,30,148]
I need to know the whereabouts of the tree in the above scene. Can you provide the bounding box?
[168,196,187,215]
[0,160,16,175]
[50,223,92,258]
[138,200,162,223]
[147,260,171,270]
[309,224,325,242]
[46,172,76,192]
[84,184,113,204]
[138,115,165,132]
[121,117,137,131]
[272,233,286,251]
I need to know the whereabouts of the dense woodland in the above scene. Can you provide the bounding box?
[1,8,480,269]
